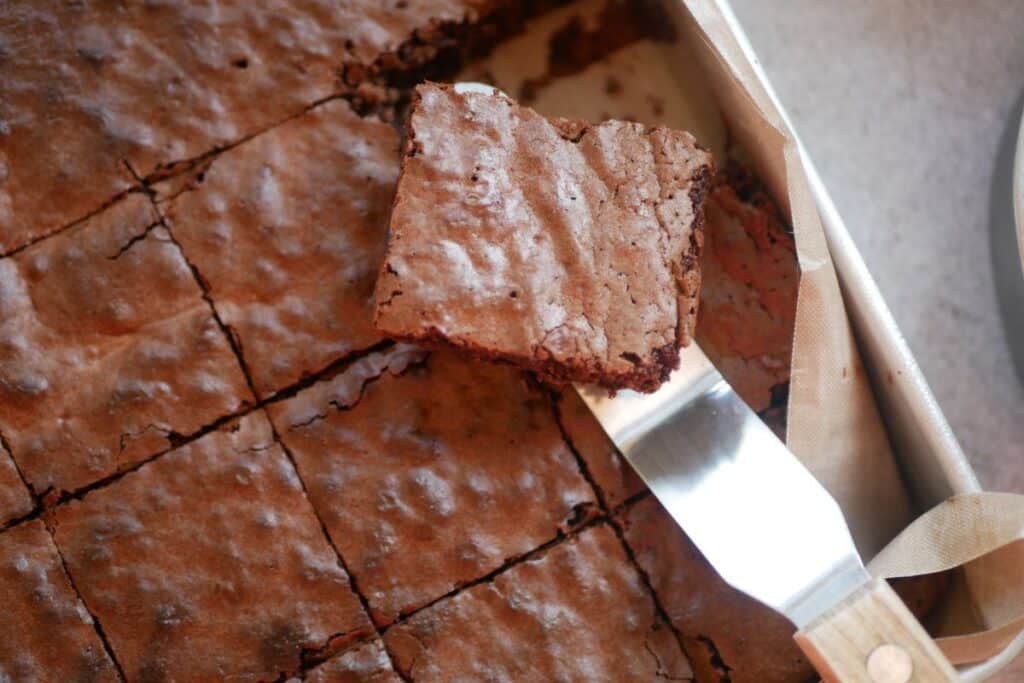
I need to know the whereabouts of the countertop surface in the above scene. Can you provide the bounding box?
[729,2,1024,678]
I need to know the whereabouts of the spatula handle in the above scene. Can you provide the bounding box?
[794,577,958,683]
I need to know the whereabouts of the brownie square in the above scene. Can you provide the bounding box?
[0,1,542,254]
[696,176,799,414]
[163,100,398,398]
[619,496,813,683]
[267,346,595,624]
[374,83,713,393]
[0,194,250,495]
[384,523,692,681]
[0,442,32,525]
[304,638,401,683]
[0,520,120,682]
[50,412,372,681]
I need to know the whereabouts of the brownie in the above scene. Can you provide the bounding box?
[302,638,401,683]
[267,346,595,625]
[0,194,250,496]
[0,520,120,682]
[555,385,644,508]
[0,441,32,526]
[375,83,714,393]
[50,411,373,681]
[162,99,398,398]
[0,1,547,254]
[384,523,692,681]
[620,496,814,683]
[696,175,799,414]
[551,170,800,506]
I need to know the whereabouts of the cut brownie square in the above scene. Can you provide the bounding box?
[0,520,120,682]
[0,194,250,495]
[303,638,401,683]
[50,412,372,682]
[0,1,548,254]
[267,346,596,625]
[374,83,713,393]
[0,441,32,525]
[619,496,813,683]
[162,100,398,398]
[384,523,692,680]
[696,172,799,415]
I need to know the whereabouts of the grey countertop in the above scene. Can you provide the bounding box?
[728,2,1024,677]
[730,0,1024,486]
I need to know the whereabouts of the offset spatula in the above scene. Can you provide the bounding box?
[451,81,955,682]
[579,343,958,683]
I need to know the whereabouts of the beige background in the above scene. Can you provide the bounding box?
[729,2,1024,677]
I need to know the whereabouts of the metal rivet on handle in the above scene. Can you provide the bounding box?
[867,644,914,683]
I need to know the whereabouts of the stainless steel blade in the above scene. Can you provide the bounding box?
[579,343,869,628]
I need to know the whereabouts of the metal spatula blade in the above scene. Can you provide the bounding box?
[577,343,957,681]
[578,343,866,627]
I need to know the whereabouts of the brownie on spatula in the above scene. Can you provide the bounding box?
[374,83,714,393]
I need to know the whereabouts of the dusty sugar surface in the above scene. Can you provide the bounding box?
[0,194,250,496]
[268,346,596,625]
[163,99,398,398]
[50,411,373,682]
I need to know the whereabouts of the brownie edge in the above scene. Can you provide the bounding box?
[375,83,713,393]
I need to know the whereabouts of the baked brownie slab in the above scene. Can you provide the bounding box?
[0,194,250,495]
[0,442,32,525]
[303,638,401,683]
[0,520,120,682]
[619,496,813,683]
[384,523,692,681]
[374,83,713,393]
[0,1,549,254]
[50,412,372,682]
[162,100,398,398]
[267,346,595,625]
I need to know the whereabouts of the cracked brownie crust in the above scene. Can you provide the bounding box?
[0,441,32,526]
[303,638,401,683]
[0,520,120,682]
[0,194,250,496]
[269,346,595,625]
[384,523,692,681]
[162,99,399,398]
[50,411,372,682]
[0,1,548,254]
[375,83,713,393]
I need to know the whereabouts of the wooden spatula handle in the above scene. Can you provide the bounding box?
[794,576,958,683]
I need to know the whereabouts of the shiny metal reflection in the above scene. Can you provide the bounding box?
[578,343,868,628]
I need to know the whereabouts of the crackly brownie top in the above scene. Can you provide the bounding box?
[384,523,692,680]
[268,346,595,625]
[0,520,120,682]
[0,442,32,526]
[0,1,510,253]
[50,412,372,682]
[375,83,713,393]
[163,99,399,397]
[0,194,249,495]
[303,638,401,683]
